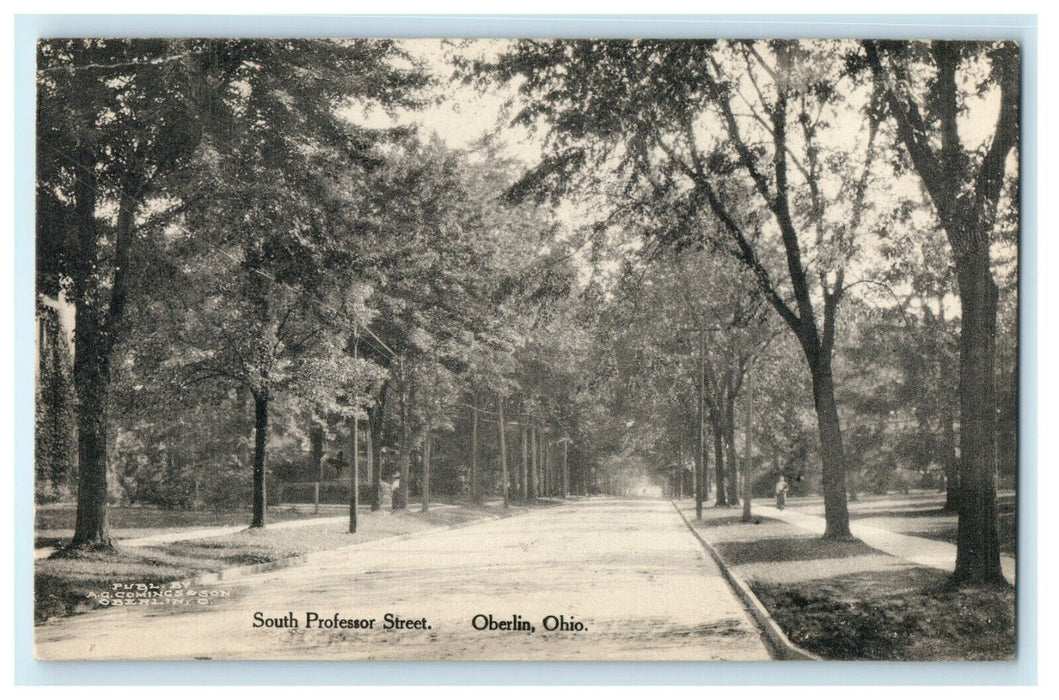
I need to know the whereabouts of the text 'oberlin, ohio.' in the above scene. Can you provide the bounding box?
[472,613,587,633]
[251,612,587,633]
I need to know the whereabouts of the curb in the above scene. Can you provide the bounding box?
[671,501,823,662]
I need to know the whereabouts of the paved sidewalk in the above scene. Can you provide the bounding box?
[756,503,1016,584]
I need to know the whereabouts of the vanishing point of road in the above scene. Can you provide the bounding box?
[35,499,771,661]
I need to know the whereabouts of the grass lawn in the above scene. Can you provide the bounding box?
[752,569,1015,661]
[684,504,1015,661]
[35,501,533,623]
[34,503,326,548]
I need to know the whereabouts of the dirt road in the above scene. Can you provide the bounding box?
[35,499,770,661]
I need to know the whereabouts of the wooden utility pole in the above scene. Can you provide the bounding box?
[349,327,359,534]
[365,420,374,509]
[550,439,556,496]
[471,396,480,503]
[677,439,684,499]
[548,437,555,496]
[520,422,529,501]
[423,346,439,513]
[397,357,410,510]
[539,431,546,497]
[696,328,705,520]
[543,436,550,497]
[530,423,539,499]
[311,426,323,515]
[562,438,569,497]
[369,398,383,511]
[422,429,431,512]
[498,398,509,508]
[742,365,754,523]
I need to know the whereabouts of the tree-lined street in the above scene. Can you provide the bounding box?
[34,38,1020,661]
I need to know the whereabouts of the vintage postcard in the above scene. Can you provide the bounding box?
[33,36,1019,662]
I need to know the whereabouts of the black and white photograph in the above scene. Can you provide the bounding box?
[32,36,1020,662]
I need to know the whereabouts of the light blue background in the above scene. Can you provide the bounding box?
[13,13,1038,686]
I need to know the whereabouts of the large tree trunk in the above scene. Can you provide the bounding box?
[724,399,739,506]
[952,247,1004,585]
[864,39,1016,581]
[71,330,111,547]
[251,391,269,528]
[369,387,387,511]
[809,357,852,538]
[69,163,140,549]
[713,421,727,507]
[703,65,856,536]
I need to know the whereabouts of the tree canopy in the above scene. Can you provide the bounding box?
[36,38,1019,587]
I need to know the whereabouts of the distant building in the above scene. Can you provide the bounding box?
[36,290,74,368]
[35,291,77,500]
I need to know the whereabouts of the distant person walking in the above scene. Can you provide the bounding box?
[775,475,788,510]
[391,473,406,510]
